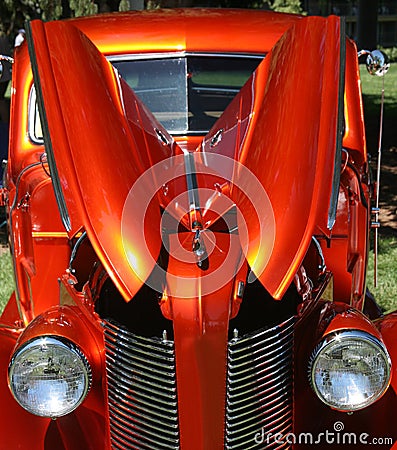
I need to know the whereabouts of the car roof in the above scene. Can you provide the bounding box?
[69,8,302,56]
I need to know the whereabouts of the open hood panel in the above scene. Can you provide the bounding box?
[202,16,343,298]
[27,20,176,300]
[27,15,343,302]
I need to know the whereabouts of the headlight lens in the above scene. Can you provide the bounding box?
[8,336,91,418]
[309,330,391,411]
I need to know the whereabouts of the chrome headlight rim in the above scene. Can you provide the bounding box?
[309,329,391,412]
[8,335,92,418]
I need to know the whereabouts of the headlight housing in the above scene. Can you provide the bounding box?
[8,336,91,418]
[309,330,391,411]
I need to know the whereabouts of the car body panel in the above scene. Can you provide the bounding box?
[71,9,302,56]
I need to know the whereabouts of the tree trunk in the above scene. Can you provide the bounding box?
[129,0,144,8]
[357,0,378,51]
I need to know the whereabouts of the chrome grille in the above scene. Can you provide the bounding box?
[103,320,180,450]
[103,316,294,450]
[225,317,295,450]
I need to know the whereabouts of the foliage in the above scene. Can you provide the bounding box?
[379,46,397,64]
[119,0,131,11]
[0,0,307,36]
[0,250,13,314]
[203,0,305,12]
[268,0,305,14]
[69,0,98,16]
[36,0,63,20]
[3,0,62,25]
[0,0,105,36]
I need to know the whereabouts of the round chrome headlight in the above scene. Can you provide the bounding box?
[309,330,391,411]
[8,336,91,418]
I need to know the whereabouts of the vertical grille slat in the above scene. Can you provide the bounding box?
[225,317,295,450]
[103,320,180,450]
[103,316,294,450]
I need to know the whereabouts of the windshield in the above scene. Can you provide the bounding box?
[29,55,262,142]
[113,56,261,134]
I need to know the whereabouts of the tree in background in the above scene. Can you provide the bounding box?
[0,0,305,45]
[269,0,305,14]
[69,0,98,16]
[1,0,98,34]
[357,0,378,51]
[0,0,119,33]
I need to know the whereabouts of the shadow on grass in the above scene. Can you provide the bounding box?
[362,88,397,239]
[362,94,397,153]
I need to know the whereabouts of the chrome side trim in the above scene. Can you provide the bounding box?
[107,52,265,62]
[26,22,71,232]
[328,17,346,230]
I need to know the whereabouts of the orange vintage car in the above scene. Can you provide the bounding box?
[0,8,396,449]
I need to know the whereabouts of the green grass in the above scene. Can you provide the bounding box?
[361,62,397,312]
[360,62,397,107]
[360,63,397,152]
[368,236,397,313]
[0,250,14,314]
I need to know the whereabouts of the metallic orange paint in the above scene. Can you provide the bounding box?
[71,9,303,57]
[29,19,176,301]
[203,16,342,300]
[165,233,242,449]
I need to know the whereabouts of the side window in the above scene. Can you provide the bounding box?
[28,86,43,144]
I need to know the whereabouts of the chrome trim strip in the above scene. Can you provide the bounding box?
[107,51,265,62]
[26,22,71,232]
[328,17,346,230]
